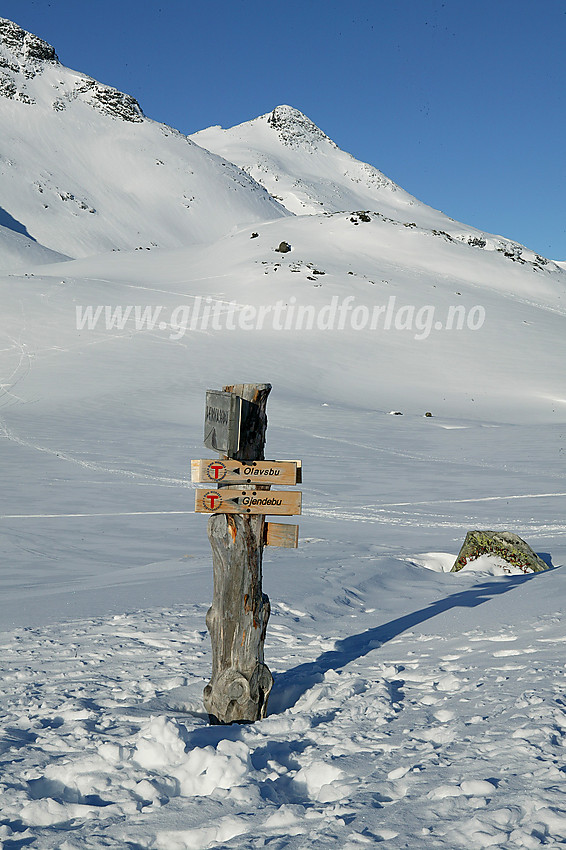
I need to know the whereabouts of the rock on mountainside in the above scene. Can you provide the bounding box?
[0,18,142,121]
[0,18,288,259]
[0,16,57,64]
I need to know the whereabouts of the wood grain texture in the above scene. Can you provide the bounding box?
[195,488,302,515]
[192,459,301,486]
[203,383,274,724]
[264,522,299,548]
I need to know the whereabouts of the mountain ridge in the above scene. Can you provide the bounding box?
[0,17,288,261]
[0,17,560,270]
[191,104,413,218]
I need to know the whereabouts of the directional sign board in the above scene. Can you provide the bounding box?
[264,522,299,548]
[192,459,301,486]
[195,488,302,515]
[203,390,241,456]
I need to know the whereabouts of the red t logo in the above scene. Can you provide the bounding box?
[204,492,221,510]
[209,463,225,480]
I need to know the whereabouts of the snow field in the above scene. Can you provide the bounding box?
[1,572,566,849]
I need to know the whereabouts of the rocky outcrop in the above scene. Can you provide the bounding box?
[452,530,549,574]
[0,18,59,63]
[72,77,144,123]
[0,17,143,121]
[267,105,335,149]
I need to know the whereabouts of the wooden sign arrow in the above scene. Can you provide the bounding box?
[191,459,301,486]
[195,488,302,515]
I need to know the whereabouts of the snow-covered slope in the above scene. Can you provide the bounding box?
[0,222,69,270]
[0,18,288,259]
[1,220,566,845]
[23,209,565,420]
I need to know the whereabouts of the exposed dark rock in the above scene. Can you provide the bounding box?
[83,80,144,122]
[0,18,59,63]
[432,229,455,242]
[276,241,291,253]
[0,18,143,121]
[0,74,16,98]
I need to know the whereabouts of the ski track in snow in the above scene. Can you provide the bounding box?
[1,602,566,849]
[277,423,566,482]
[305,503,566,540]
[0,334,33,411]
[0,417,191,489]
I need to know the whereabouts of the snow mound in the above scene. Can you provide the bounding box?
[411,552,538,575]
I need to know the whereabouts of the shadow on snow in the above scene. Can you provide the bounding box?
[269,571,549,714]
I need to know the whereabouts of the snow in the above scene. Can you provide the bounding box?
[1,16,566,850]
[412,552,540,576]
[2,570,566,848]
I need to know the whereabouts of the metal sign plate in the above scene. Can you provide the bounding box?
[203,391,241,456]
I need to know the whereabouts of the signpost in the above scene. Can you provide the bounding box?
[193,383,302,724]
[195,488,302,515]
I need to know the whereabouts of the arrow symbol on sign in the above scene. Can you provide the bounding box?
[204,426,217,450]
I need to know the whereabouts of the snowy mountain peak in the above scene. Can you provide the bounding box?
[265,104,335,149]
[192,106,445,221]
[0,17,288,261]
[0,17,58,64]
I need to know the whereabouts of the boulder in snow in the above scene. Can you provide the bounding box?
[451,530,549,574]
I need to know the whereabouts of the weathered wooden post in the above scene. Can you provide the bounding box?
[192,383,301,724]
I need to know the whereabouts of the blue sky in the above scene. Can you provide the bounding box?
[4,1,565,258]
